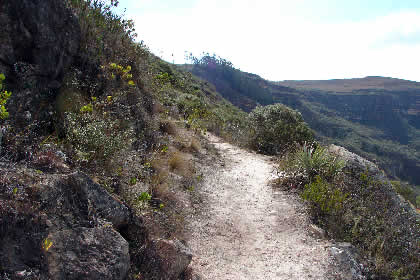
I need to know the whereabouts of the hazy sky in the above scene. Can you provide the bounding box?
[117,0,420,82]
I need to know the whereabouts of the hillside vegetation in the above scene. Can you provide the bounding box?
[0,1,418,280]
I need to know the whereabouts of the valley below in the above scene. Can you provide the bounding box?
[186,60,420,189]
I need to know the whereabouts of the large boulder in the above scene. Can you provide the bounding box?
[328,144,380,176]
[44,227,130,280]
[0,166,193,279]
[39,172,131,230]
[0,169,136,279]
[64,172,132,229]
[0,199,47,278]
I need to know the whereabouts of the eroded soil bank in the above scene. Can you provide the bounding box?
[187,134,337,280]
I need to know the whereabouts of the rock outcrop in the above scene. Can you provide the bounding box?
[45,227,130,280]
[1,166,194,279]
[0,0,81,160]
[141,239,193,280]
[0,0,80,83]
[0,170,134,279]
[329,242,367,280]
[327,145,419,279]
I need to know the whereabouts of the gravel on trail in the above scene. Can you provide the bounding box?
[187,134,336,280]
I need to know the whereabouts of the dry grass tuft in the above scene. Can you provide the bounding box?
[150,158,168,176]
[151,182,175,205]
[189,138,201,153]
[168,151,193,177]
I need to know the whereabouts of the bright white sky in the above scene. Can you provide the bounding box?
[117,0,420,82]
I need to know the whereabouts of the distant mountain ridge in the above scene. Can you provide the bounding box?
[279,76,420,93]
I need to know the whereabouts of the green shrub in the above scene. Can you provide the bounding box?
[64,111,133,162]
[137,191,151,202]
[176,93,212,133]
[129,177,137,185]
[248,103,313,154]
[133,191,152,209]
[302,175,347,216]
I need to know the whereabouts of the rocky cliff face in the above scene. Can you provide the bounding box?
[0,1,192,279]
[0,0,80,83]
[306,90,419,143]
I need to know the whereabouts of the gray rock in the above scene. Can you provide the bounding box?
[329,242,366,280]
[308,224,326,239]
[40,172,131,230]
[44,227,129,280]
[328,144,379,175]
[65,172,132,229]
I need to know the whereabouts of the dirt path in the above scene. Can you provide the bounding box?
[187,134,334,279]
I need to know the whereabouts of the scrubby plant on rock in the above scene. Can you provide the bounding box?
[248,103,313,155]
[280,142,346,184]
[279,144,420,279]
[278,142,348,232]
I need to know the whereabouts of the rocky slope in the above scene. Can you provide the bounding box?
[0,1,192,279]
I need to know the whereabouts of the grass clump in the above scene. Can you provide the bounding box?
[189,138,201,153]
[279,142,348,222]
[282,143,346,183]
[168,151,193,177]
[159,120,178,136]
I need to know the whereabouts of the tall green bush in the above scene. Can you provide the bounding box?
[302,175,347,216]
[248,103,313,154]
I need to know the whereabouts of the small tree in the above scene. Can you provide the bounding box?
[248,103,313,155]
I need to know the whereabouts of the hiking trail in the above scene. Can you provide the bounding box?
[187,134,335,279]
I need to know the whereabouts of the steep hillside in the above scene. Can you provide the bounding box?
[0,1,248,279]
[185,57,420,187]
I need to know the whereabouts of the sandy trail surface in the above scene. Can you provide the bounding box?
[187,134,334,280]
